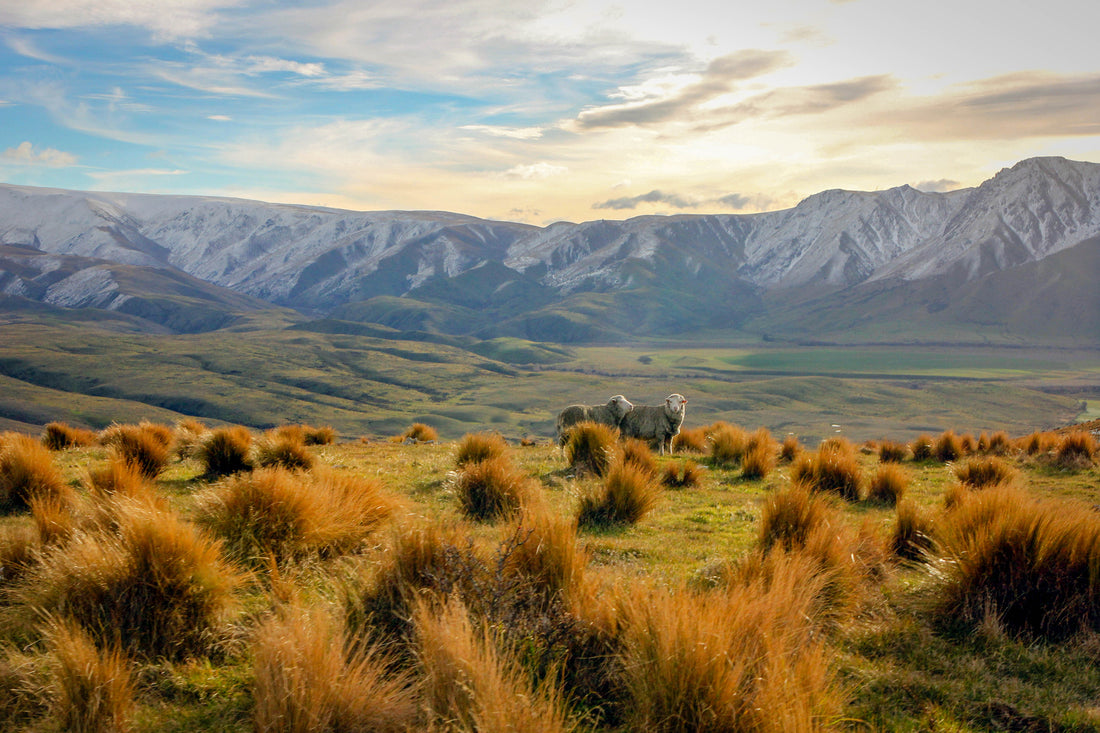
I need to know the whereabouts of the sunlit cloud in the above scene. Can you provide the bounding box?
[0,0,245,40]
[1,141,78,167]
[500,162,567,180]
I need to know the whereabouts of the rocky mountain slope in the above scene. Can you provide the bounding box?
[1,156,1097,344]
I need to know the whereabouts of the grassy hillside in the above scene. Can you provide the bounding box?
[1,418,1098,731]
[0,315,1093,444]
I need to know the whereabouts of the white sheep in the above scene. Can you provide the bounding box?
[555,395,633,445]
[619,393,687,455]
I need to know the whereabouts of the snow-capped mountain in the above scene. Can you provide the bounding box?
[1,156,1097,342]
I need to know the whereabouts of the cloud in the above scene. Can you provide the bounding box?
[208,114,232,121]
[461,124,544,140]
[500,162,567,180]
[914,178,961,193]
[593,189,697,210]
[574,49,793,130]
[0,0,244,39]
[1,141,77,167]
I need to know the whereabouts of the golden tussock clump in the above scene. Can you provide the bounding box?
[563,421,619,478]
[454,431,509,468]
[661,460,703,489]
[0,433,74,515]
[41,422,96,451]
[197,426,253,477]
[43,619,135,733]
[867,463,909,505]
[576,459,661,529]
[451,455,534,522]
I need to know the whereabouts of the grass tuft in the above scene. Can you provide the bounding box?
[910,434,934,462]
[394,422,438,443]
[1,434,73,515]
[954,455,1017,489]
[877,440,908,463]
[708,422,748,468]
[44,619,135,733]
[933,430,963,463]
[254,429,314,471]
[790,438,863,501]
[867,463,908,505]
[197,426,253,477]
[660,460,703,489]
[451,455,533,522]
[671,426,708,454]
[563,421,618,478]
[42,422,96,451]
[1055,430,1097,469]
[455,431,509,468]
[577,459,662,529]
[891,499,935,563]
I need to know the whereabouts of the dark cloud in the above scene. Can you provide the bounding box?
[574,49,793,130]
[593,189,696,210]
[716,193,752,209]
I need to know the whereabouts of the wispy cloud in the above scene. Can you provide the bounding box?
[1,141,77,167]
[499,162,567,180]
[0,0,244,40]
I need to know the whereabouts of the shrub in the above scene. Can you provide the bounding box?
[671,426,708,454]
[891,500,935,563]
[708,422,748,468]
[42,422,96,451]
[621,438,658,476]
[878,440,908,463]
[197,426,253,477]
[1055,431,1097,469]
[254,430,314,471]
[109,424,171,479]
[577,460,661,529]
[954,455,1017,489]
[563,421,618,478]
[253,603,417,733]
[910,434,934,461]
[779,434,801,462]
[11,499,243,660]
[452,456,533,522]
[617,570,840,732]
[867,463,908,505]
[45,620,135,733]
[758,483,832,554]
[455,431,509,468]
[195,467,400,564]
[660,460,703,489]
[933,430,962,463]
[415,596,575,733]
[0,434,73,515]
[395,422,438,443]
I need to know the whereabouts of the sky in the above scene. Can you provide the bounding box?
[1,0,1098,225]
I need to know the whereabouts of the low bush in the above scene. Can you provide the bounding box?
[454,431,509,468]
[42,422,96,451]
[954,455,1017,488]
[45,620,135,733]
[452,456,533,522]
[253,603,417,733]
[936,485,1100,639]
[867,463,908,505]
[197,426,253,477]
[563,421,618,478]
[577,460,661,529]
[0,434,73,515]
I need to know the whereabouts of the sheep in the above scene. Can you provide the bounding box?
[619,393,687,455]
[555,395,633,445]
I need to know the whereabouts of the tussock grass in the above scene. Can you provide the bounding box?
[30,492,78,547]
[1021,430,1058,456]
[671,426,708,454]
[660,460,703,489]
[984,430,1012,455]
[195,467,400,564]
[415,596,576,733]
[84,459,157,504]
[455,431,509,468]
[954,455,1017,488]
[877,440,908,463]
[563,421,618,478]
[253,603,417,733]
[0,523,41,590]
[891,499,935,563]
[741,429,777,480]
[620,437,658,476]
[9,499,243,660]
[452,455,533,522]
[254,429,314,471]
[44,620,134,733]
[303,425,337,445]
[936,484,1100,639]
[708,422,748,468]
[197,426,253,477]
[758,483,832,554]
[1056,430,1097,469]
[109,425,171,479]
[42,422,96,451]
[867,463,908,505]
[576,459,661,529]
[779,433,802,462]
[502,502,587,603]
[617,568,840,732]
[791,438,863,501]
[1,433,73,515]
[395,422,439,443]
[910,433,934,461]
[172,418,207,459]
[933,430,963,463]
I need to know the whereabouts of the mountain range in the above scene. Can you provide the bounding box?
[2,156,1098,346]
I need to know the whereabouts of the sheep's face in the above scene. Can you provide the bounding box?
[665,394,687,414]
[609,395,633,418]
